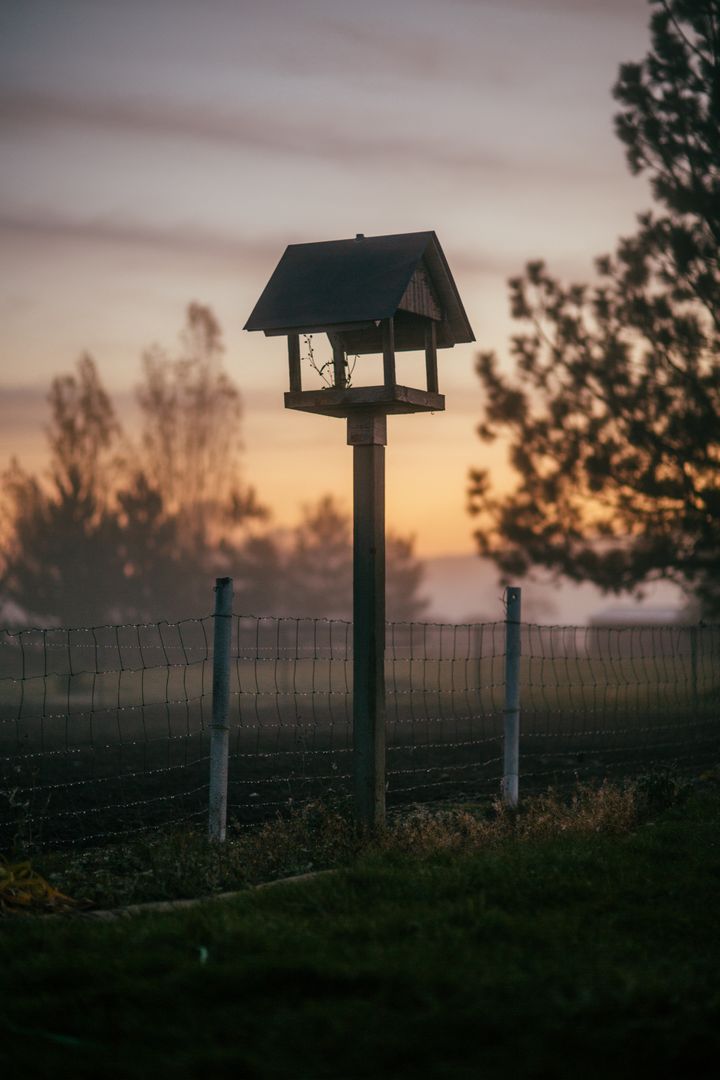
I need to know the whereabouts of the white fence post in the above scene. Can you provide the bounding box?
[502,586,521,808]
[209,576,233,841]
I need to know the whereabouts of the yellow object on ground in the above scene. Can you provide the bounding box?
[0,856,80,914]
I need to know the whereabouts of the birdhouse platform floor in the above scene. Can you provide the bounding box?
[284,385,445,418]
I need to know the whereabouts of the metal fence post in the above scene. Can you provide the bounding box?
[503,586,521,808]
[209,576,233,841]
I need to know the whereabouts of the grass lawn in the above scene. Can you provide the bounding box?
[1,785,720,1078]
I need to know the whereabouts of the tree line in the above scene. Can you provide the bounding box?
[0,303,426,627]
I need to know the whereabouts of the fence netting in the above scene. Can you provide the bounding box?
[0,619,213,849]
[519,623,719,789]
[0,617,718,849]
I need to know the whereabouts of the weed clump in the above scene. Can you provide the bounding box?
[379,780,639,856]
[631,766,693,815]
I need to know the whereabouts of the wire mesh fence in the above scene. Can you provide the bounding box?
[0,619,214,848]
[518,622,720,789]
[0,611,718,849]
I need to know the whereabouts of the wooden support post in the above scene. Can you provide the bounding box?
[348,411,387,828]
[333,341,346,387]
[425,321,438,393]
[288,334,302,392]
[382,317,396,391]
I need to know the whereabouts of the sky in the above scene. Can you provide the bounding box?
[0,0,655,578]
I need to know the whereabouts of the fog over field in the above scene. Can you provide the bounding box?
[422,554,686,626]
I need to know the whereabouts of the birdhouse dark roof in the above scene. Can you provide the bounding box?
[244,230,474,350]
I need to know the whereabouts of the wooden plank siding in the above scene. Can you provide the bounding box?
[397,265,442,322]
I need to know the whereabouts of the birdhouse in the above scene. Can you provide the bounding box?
[244,230,474,418]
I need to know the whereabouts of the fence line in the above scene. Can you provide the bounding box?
[0,599,718,850]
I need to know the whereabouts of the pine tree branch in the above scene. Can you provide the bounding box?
[661,0,714,66]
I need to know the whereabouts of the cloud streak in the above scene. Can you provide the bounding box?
[452,0,645,15]
[0,210,287,266]
[0,208,513,277]
[0,90,615,181]
[0,90,506,173]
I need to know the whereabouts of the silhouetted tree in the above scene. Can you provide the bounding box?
[283,495,428,622]
[1,356,127,623]
[386,532,429,623]
[113,471,188,620]
[233,533,288,615]
[285,496,353,619]
[125,301,267,618]
[0,312,428,625]
[0,307,267,624]
[135,302,265,550]
[469,0,720,616]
